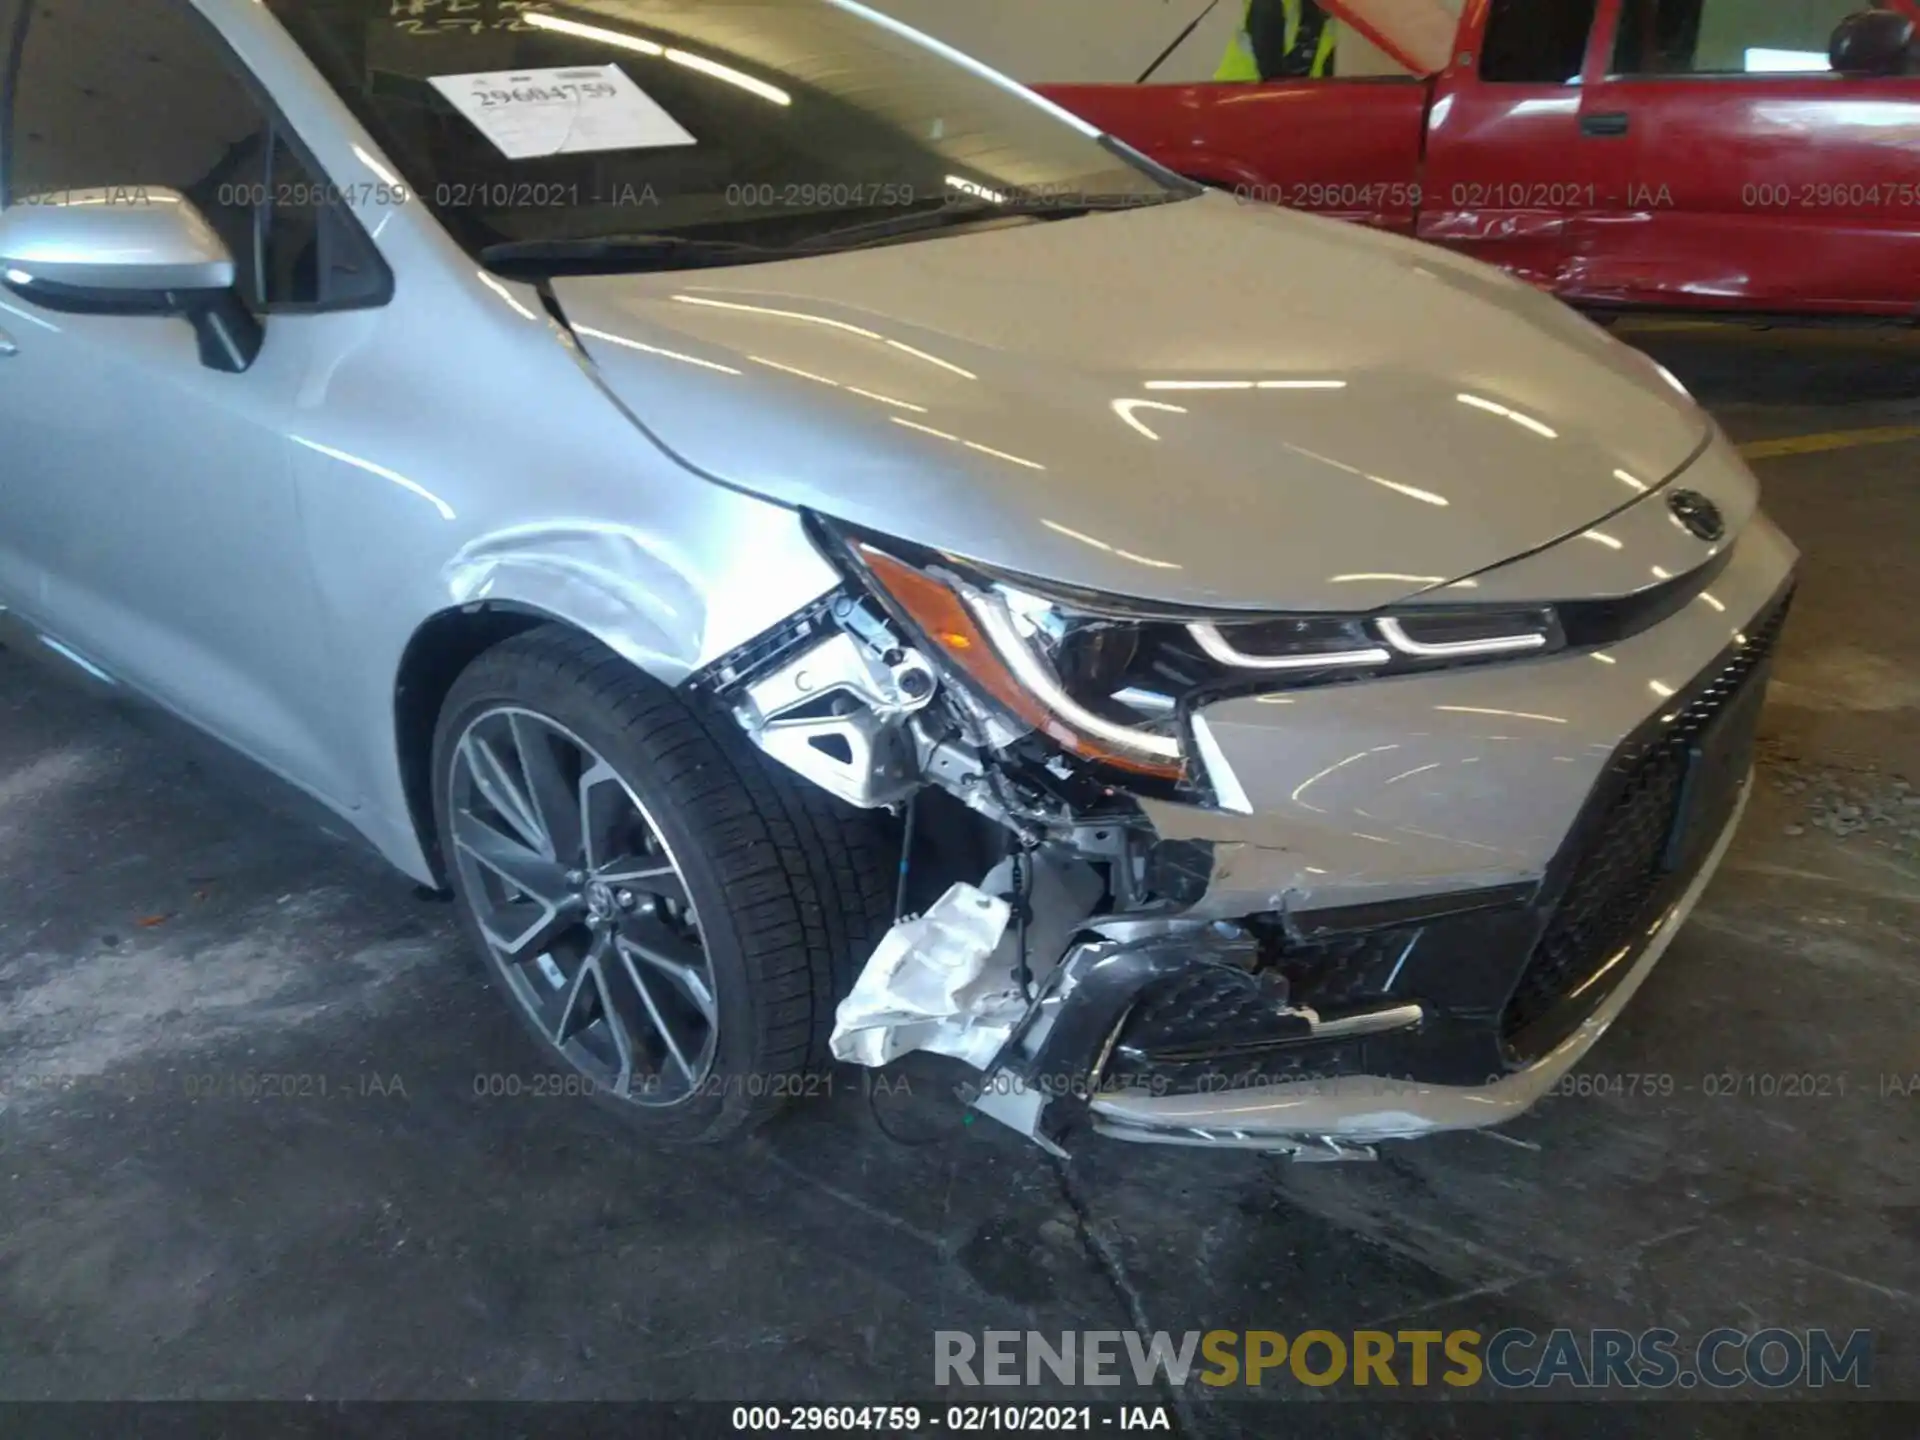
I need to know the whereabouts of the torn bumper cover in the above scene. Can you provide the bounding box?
[989,778,1748,1157]
[829,579,1782,1157]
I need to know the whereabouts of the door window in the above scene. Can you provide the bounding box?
[1481,0,1603,83]
[1613,0,1874,75]
[6,0,387,310]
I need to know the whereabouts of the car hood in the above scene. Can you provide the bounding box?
[552,192,1710,611]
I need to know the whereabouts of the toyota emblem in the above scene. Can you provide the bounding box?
[1667,489,1725,543]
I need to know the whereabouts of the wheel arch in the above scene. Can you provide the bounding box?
[393,515,834,886]
[393,600,683,887]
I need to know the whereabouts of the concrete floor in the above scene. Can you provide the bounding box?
[1,328,1916,1428]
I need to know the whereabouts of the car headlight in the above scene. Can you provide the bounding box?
[824,524,1564,788]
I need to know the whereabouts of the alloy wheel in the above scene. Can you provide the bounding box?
[447,707,718,1106]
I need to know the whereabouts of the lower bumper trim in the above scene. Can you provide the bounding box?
[1085,775,1750,1151]
[1306,1001,1426,1041]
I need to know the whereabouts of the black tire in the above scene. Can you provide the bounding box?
[431,624,897,1143]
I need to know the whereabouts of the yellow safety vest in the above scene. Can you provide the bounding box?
[1215,0,1339,81]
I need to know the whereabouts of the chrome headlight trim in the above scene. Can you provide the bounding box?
[1375,615,1551,659]
[810,514,1575,797]
[965,588,1183,762]
[1189,622,1389,672]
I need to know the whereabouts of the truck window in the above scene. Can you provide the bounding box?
[1480,0,1601,83]
[1613,0,1870,74]
[1220,0,1411,81]
[1248,0,1335,78]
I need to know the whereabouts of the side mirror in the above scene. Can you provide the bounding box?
[0,186,263,372]
[1831,8,1914,77]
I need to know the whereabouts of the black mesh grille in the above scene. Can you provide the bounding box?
[1113,965,1303,1060]
[1264,927,1422,1012]
[1105,963,1365,1094]
[1502,594,1792,1053]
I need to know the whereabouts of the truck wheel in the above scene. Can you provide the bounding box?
[431,625,895,1143]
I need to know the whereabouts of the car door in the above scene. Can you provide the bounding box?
[1417,0,1611,289]
[1568,0,1920,314]
[0,0,389,799]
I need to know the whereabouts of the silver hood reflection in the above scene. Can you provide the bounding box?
[551,191,1710,612]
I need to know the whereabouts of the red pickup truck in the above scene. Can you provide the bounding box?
[1029,0,1920,319]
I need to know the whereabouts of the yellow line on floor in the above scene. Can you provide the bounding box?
[1738,425,1920,461]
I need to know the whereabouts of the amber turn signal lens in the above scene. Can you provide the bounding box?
[855,543,1184,781]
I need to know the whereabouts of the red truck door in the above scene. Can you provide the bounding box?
[1417,0,1613,290]
[1039,22,1433,234]
[1568,0,1920,315]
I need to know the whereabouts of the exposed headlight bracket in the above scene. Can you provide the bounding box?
[734,628,937,809]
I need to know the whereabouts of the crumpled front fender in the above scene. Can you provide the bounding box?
[439,510,840,684]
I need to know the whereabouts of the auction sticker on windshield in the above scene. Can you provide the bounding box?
[428,65,695,159]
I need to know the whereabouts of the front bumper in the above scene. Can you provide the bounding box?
[1085,775,1748,1152]
[971,515,1795,1157]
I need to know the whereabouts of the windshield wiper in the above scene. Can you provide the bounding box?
[479,192,1183,273]
[792,194,1168,253]
[479,234,788,274]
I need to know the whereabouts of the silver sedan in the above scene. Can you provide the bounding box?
[0,0,1795,1156]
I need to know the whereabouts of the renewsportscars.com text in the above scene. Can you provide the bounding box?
[934,1327,1873,1391]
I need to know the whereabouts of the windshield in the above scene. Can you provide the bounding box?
[266,0,1190,268]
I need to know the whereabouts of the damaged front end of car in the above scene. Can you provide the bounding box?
[689,515,1787,1161]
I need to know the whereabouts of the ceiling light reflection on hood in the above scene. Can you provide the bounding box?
[1285,442,1448,508]
[884,338,976,380]
[845,386,926,413]
[748,355,927,412]
[575,325,742,374]
[678,293,877,335]
[672,295,977,379]
[893,416,1045,471]
[1110,398,1187,440]
[1650,361,1693,400]
[1457,392,1559,440]
[1040,518,1181,570]
[1144,380,1253,392]
[1143,379,1347,391]
[1434,705,1568,725]
[749,355,837,386]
